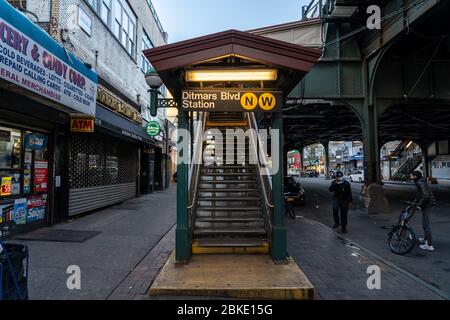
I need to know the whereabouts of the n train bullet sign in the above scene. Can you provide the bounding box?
[70,116,95,132]
[181,90,282,112]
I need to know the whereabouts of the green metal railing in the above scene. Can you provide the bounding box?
[247,113,274,246]
[187,113,207,244]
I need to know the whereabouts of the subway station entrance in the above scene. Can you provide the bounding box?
[144,30,321,299]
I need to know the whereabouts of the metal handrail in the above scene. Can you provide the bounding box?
[246,113,273,239]
[187,113,207,234]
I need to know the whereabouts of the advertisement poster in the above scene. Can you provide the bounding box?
[0,202,14,224]
[34,160,48,192]
[11,173,21,195]
[26,194,47,223]
[13,198,27,225]
[1,176,12,196]
[24,151,32,164]
[0,202,14,239]
[24,171,31,194]
[25,133,47,150]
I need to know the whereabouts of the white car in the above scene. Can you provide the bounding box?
[349,170,364,183]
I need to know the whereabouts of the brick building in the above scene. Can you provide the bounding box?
[4,0,172,221]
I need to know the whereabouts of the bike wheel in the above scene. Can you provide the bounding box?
[388,225,416,255]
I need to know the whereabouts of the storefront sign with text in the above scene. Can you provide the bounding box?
[70,117,94,132]
[0,18,97,115]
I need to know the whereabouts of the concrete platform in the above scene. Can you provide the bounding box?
[149,253,315,300]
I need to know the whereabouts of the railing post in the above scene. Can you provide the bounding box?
[176,110,191,263]
[271,112,288,262]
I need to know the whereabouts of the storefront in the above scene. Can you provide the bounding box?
[67,85,159,216]
[0,1,98,238]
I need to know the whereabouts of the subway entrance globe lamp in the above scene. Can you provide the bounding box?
[145,67,164,117]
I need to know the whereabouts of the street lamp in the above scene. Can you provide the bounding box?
[145,67,164,116]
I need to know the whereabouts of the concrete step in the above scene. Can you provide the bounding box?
[197,196,261,201]
[201,165,253,170]
[196,206,262,211]
[201,172,255,176]
[195,216,264,223]
[194,227,267,237]
[198,188,259,192]
[198,180,258,184]
[194,238,268,247]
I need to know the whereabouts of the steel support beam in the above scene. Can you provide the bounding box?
[322,141,331,179]
[176,110,191,263]
[271,112,288,262]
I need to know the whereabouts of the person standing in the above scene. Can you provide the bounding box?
[329,171,353,233]
[411,171,437,251]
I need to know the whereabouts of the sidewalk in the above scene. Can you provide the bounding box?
[286,218,446,300]
[11,186,176,300]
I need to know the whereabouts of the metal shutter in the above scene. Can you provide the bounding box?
[68,133,137,216]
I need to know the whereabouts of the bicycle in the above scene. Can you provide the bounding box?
[284,193,296,220]
[387,201,419,255]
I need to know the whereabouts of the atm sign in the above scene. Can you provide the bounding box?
[70,117,95,132]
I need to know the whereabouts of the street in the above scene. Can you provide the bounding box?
[13,180,449,300]
[287,177,450,298]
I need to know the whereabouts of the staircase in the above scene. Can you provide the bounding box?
[392,154,423,181]
[191,112,269,254]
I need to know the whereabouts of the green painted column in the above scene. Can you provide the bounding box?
[176,110,191,263]
[271,112,288,262]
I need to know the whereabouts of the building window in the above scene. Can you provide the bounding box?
[100,0,111,24]
[140,30,153,72]
[84,0,136,58]
[86,0,98,10]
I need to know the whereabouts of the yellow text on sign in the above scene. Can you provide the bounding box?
[240,93,258,111]
[240,92,277,111]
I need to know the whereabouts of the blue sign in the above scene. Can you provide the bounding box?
[24,133,47,150]
[0,0,98,115]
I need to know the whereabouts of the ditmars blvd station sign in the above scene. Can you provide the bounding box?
[181,90,282,112]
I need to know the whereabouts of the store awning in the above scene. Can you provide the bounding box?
[95,104,160,146]
[0,1,98,116]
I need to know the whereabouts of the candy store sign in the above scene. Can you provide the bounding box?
[0,18,97,116]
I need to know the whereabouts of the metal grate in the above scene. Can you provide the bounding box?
[69,133,137,189]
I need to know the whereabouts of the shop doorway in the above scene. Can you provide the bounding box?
[140,148,155,194]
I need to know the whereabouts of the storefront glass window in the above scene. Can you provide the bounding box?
[1,126,49,238]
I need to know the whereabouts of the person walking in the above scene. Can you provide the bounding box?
[411,171,437,251]
[329,171,353,233]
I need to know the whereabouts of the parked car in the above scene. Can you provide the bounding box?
[349,170,364,183]
[304,170,319,178]
[284,176,306,205]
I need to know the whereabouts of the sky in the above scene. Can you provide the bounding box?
[152,0,310,43]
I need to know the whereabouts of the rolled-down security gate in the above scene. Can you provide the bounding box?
[68,133,138,216]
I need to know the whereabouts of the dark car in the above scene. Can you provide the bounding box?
[304,170,318,178]
[284,176,306,205]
